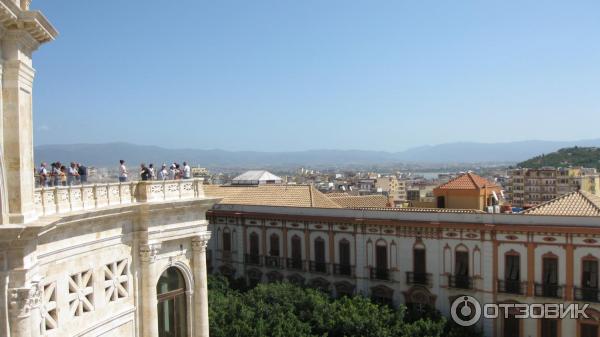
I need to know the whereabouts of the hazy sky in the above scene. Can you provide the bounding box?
[33,1,600,152]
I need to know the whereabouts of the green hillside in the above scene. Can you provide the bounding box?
[518,147,600,169]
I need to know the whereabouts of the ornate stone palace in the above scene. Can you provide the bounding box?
[205,184,600,337]
[0,2,218,336]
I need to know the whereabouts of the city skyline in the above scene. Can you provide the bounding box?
[33,1,600,152]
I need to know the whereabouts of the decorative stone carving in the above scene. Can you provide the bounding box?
[139,243,161,263]
[8,284,42,318]
[104,259,129,302]
[41,282,58,334]
[67,270,94,317]
[192,236,209,253]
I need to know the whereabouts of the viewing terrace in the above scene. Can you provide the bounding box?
[33,178,207,217]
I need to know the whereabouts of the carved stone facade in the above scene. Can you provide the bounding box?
[0,2,218,336]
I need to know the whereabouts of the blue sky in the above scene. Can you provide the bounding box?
[33,1,600,152]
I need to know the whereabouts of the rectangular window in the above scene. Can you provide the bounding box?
[582,324,599,337]
[541,319,558,337]
[583,260,599,289]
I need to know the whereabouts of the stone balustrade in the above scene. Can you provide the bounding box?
[34,178,205,217]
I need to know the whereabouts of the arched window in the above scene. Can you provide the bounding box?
[247,232,260,265]
[372,241,389,281]
[504,251,521,294]
[289,235,302,270]
[338,239,351,276]
[581,257,599,302]
[412,243,427,285]
[157,267,187,337]
[222,228,231,252]
[313,237,326,273]
[541,254,559,298]
[270,234,280,256]
[454,246,470,289]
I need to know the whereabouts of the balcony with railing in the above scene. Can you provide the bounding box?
[448,275,473,289]
[244,254,262,266]
[264,256,284,269]
[333,264,354,277]
[309,261,329,274]
[370,267,391,281]
[534,283,563,299]
[34,178,206,217]
[406,272,432,287]
[497,279,527,295]
[574,287,600,303]
[286,258,304,271]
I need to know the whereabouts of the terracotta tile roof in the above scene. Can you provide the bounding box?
[521,191,600,216]
[325,192,351,198]
[203,184,342,208]
[349,207,485,214]
[328,195,390,208]
[435,172,499,190]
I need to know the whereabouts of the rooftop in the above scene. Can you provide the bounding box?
[521,190,600,217]
[231,170,283,185]
[203,184,341,208]
[328,195,390,208]
[435,172,499,191]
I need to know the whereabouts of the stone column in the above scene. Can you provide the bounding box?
[140,244,160,337]
[192,234,211,337]
[1,29,39,224]
[8,284,41,337]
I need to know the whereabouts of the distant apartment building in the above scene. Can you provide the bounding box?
[358,176,407,207]
[507,167,600,207]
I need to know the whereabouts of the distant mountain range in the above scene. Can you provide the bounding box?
[34,139,600,169]
[518,146,600,169]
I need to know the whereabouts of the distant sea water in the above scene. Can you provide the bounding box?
[416,172,447,179]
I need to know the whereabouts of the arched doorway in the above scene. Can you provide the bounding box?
[157,267,188,337]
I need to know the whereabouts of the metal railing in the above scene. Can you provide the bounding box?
[286,258,303,271]
[406,272,432,286]
[448,275,473,289]
[264,256,284,269]
[309,261,328,274]
[370,267,391,281]
[497,279,526,295]
[534,283,563,299]
[333,264,354,277]
[244,254,262,266]
[574,287,600,303]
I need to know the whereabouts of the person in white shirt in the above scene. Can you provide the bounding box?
[38,162,48,187]
[119,160,128,182]
[148,163,156,180]
[158,164,168,180]
[168,164,176,180]
[183,162,191,179]
[67,162,79,186]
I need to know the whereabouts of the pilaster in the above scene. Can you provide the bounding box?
[1,28,38,224]
[139,243,161,337]
[7,283,41,337]
[192,233,211,337]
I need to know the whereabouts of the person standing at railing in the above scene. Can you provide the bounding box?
[119,160,128,182]
[158,164,168,180]
[78,163,88,184]
[59,165,67,186]
[67,162,79,185]
[140,163,151,181]
[183,161,191,179]
[52,162,61,187]
[38,162,48,187]
[168,164,176,180]
[148,163,156,180]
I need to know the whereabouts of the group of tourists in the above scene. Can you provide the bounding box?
[119,160,192,182]
[37,161,88,187]
[37,160,193,187]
